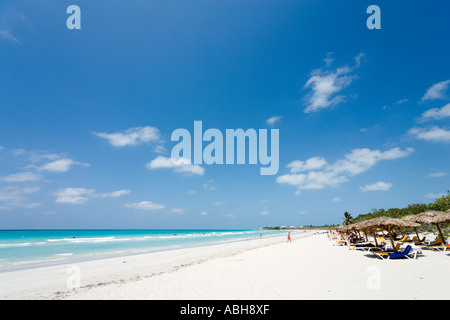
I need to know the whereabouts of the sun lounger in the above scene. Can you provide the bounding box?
[421,238,444,250]
[398,236,410,243]
[349,242,386,251]
[413,236,426,245]
[409,244,422,254]
[429,244,450,252]
[372,245,417,260]
[384,242,401,253]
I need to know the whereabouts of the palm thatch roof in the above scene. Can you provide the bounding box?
[413,210,450,225]
[355,217,419,231]
[352,217,420,252]
[412,210,450,244]
[335,221,366,233]
[402,214,421,223]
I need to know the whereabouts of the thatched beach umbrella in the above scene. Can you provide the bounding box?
[356,217,420,252]
[354,220,371,244]
[355,219,383,247]
[347,221,370,241]
[402,215,422,241]
[413,210,450,245]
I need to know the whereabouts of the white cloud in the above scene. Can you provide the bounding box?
[55,188,129,204]
[409,126,450,142]
[277,147,412,193]
[331,147,414,175]
[213,201,225,206]
[11,148,25,156]
[94,126,160,147]
[18,150,89,173]
[287,157,327,173]
[146,156,205,176]
[419,103,450,121]
[394,98,408,105]
[0,188,40,210]
[55,188,95,204]
[298,211,309,215]
[96,190,131,198]
[0,11,26,45]
[1,172,41,182]
[170,208,186,214]
[425,192,446,199]
[125,201,166,211]
[324,52,334,67]
[38,158,89,173]
[303,53,363,113]
[354,53,364,67]
[200,211,208,216]
[266,116,282,126]
[0,186,41,210]
[0,146,4,151]
[332,197,344,202]
[0,186,41,199]
[422,80,450,102]
[203,183,216,191]
[0,29,21,44]
[427,171,447,178]
[261,210,270,215]
[154,145,167,154]
[360,181,392,192]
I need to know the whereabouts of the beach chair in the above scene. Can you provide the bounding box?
[372,245,417,260]
[413,236,426,245]
[383,242,401,253]
[366,243,386,252]
[429,243,450,252]
[349,242,385,251]
[422,237,444,250]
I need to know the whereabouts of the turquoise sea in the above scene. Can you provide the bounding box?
[0,229,292,270]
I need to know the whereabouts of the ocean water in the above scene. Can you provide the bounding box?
[0,229,292,270]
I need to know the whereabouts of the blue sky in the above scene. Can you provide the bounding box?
[0,0,449,229]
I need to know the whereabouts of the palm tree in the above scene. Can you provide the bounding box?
[342,211,353,225]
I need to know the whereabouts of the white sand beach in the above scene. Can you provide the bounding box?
[1,231,449,300]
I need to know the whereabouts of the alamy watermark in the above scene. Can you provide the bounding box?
[366,265,381,290]
[66,265,81,290]
[171,121,279,175]
[66,4,380,31]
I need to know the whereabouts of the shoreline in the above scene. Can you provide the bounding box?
[0,230,302,273]
[2,230,448,300]
[0,231,311,299]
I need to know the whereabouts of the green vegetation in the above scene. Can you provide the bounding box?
[342,192,450,238]
[342,211,353,225]
[264,192,450,237]
[351,191,450,222]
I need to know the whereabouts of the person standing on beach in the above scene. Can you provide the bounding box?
[287,232,291,243]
